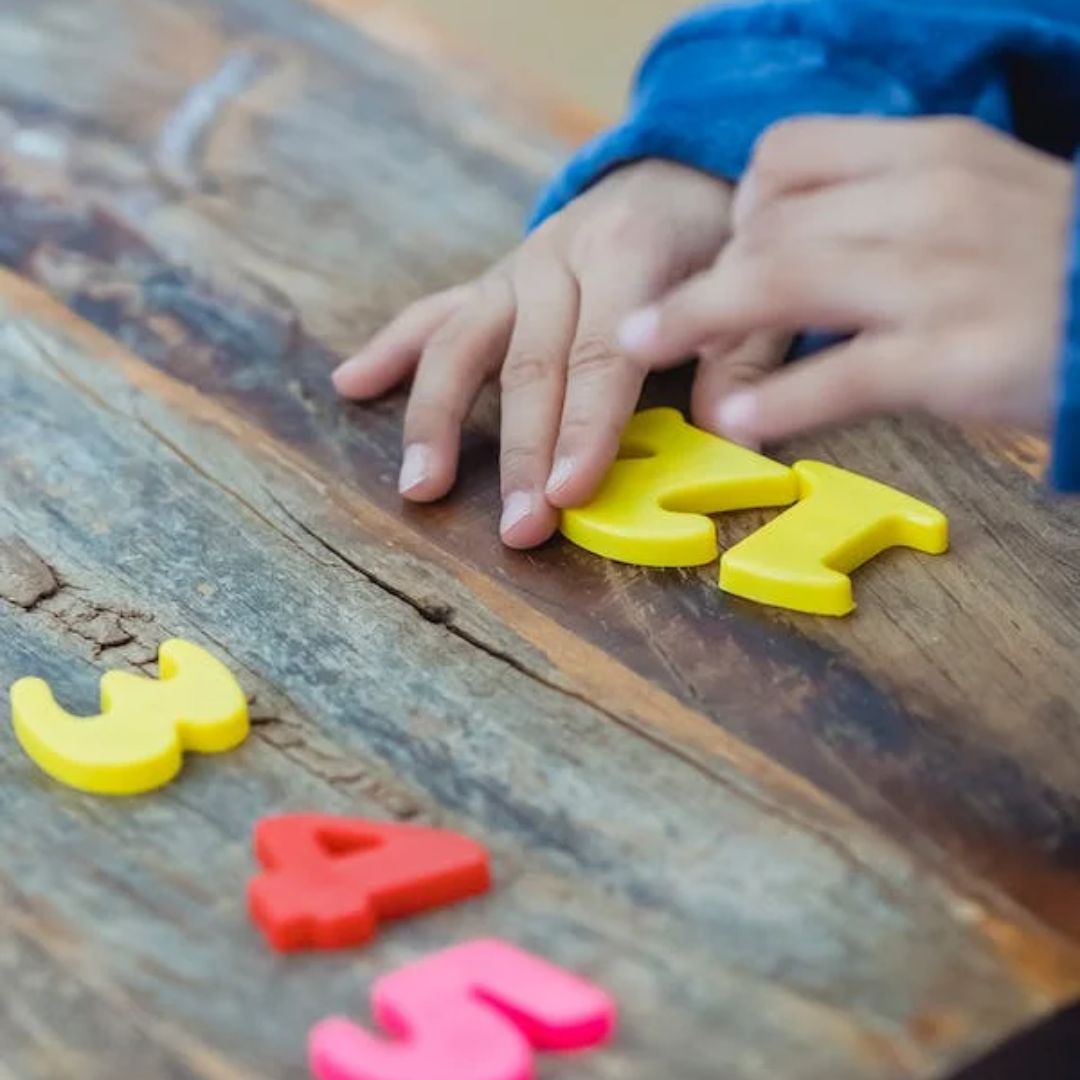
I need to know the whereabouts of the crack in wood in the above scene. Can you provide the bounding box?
[0,537,160,665]
[265,497,937,909]
[0,537,60,610]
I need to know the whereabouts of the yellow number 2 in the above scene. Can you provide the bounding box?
[560,408,797,567]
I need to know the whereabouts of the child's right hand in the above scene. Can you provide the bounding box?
[333,160,789,548]
[620,119,1076,450]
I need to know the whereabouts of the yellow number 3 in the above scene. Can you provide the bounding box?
[560,409,949,617]
[11,639,249,795]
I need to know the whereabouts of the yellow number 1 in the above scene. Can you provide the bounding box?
[719,461,949,616]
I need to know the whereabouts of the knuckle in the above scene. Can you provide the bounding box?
[737,205,785,252]
[918,167,985,231]
[527,216,562,250]
[922,116,990,158]
[425,317,465,354]
[724,356,775,386]
[517,235,564,277]
[568,332,628,378]
[510,245,562,289]
[424,285,508,359]
[570,201,660,265]
[500,349,553,393]
[753,118,811,176]
[740,248,790,300]
[476,269,514,305]
[394,288,457,332]
[429,283,472,311]
[405,396,454,437]
[499,443,541,486]
[558,409,620,454]
[935,164,982,203]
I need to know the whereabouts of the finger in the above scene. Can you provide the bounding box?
[400,276,515,502]
[620,240,915,367]
[714,333,927,445]
[690,332,792,446]
[333,287,470,398]
[545,259,677,509]
[498,258,579,549]
[734,116,1011,225]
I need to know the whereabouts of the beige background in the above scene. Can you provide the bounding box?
[400,0,696,118]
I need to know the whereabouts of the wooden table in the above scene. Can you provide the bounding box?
[2,1,1080,1077]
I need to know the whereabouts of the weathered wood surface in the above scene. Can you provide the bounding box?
[1,0,1079,1077]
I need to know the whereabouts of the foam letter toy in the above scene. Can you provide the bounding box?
[10,639,248,795]
[560,407,797,567]
[309,938,616,1080]
[720,461,949,616]
[249,815,491,952]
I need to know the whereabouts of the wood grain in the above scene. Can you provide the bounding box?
[1,0,1079,1076]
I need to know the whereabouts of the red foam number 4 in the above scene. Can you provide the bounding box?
[309,939,617,1080]
[248,814,491,951]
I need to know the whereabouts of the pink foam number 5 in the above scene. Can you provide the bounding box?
[309,938,617,1080]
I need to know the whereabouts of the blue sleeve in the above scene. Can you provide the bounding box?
[1050,157,1080,492]
[530,0,1080,227]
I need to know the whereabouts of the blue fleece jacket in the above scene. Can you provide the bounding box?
[531,0,1080,490]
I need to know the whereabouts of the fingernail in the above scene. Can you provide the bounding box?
[618,307,660,353]
[716,391,758,440]
[545,457,576,497]
[500,492,535,536]
[331,355,363,393]
[398,444,434,493]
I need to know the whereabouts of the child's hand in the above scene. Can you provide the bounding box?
[620,118,1076,447]
[334,160,788,548]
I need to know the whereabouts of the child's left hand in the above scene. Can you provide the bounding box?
[619,117,1076,447]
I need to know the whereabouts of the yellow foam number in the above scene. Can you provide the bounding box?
[10,639,249,796]
[719,461,949,617]
[560,408,798,567]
